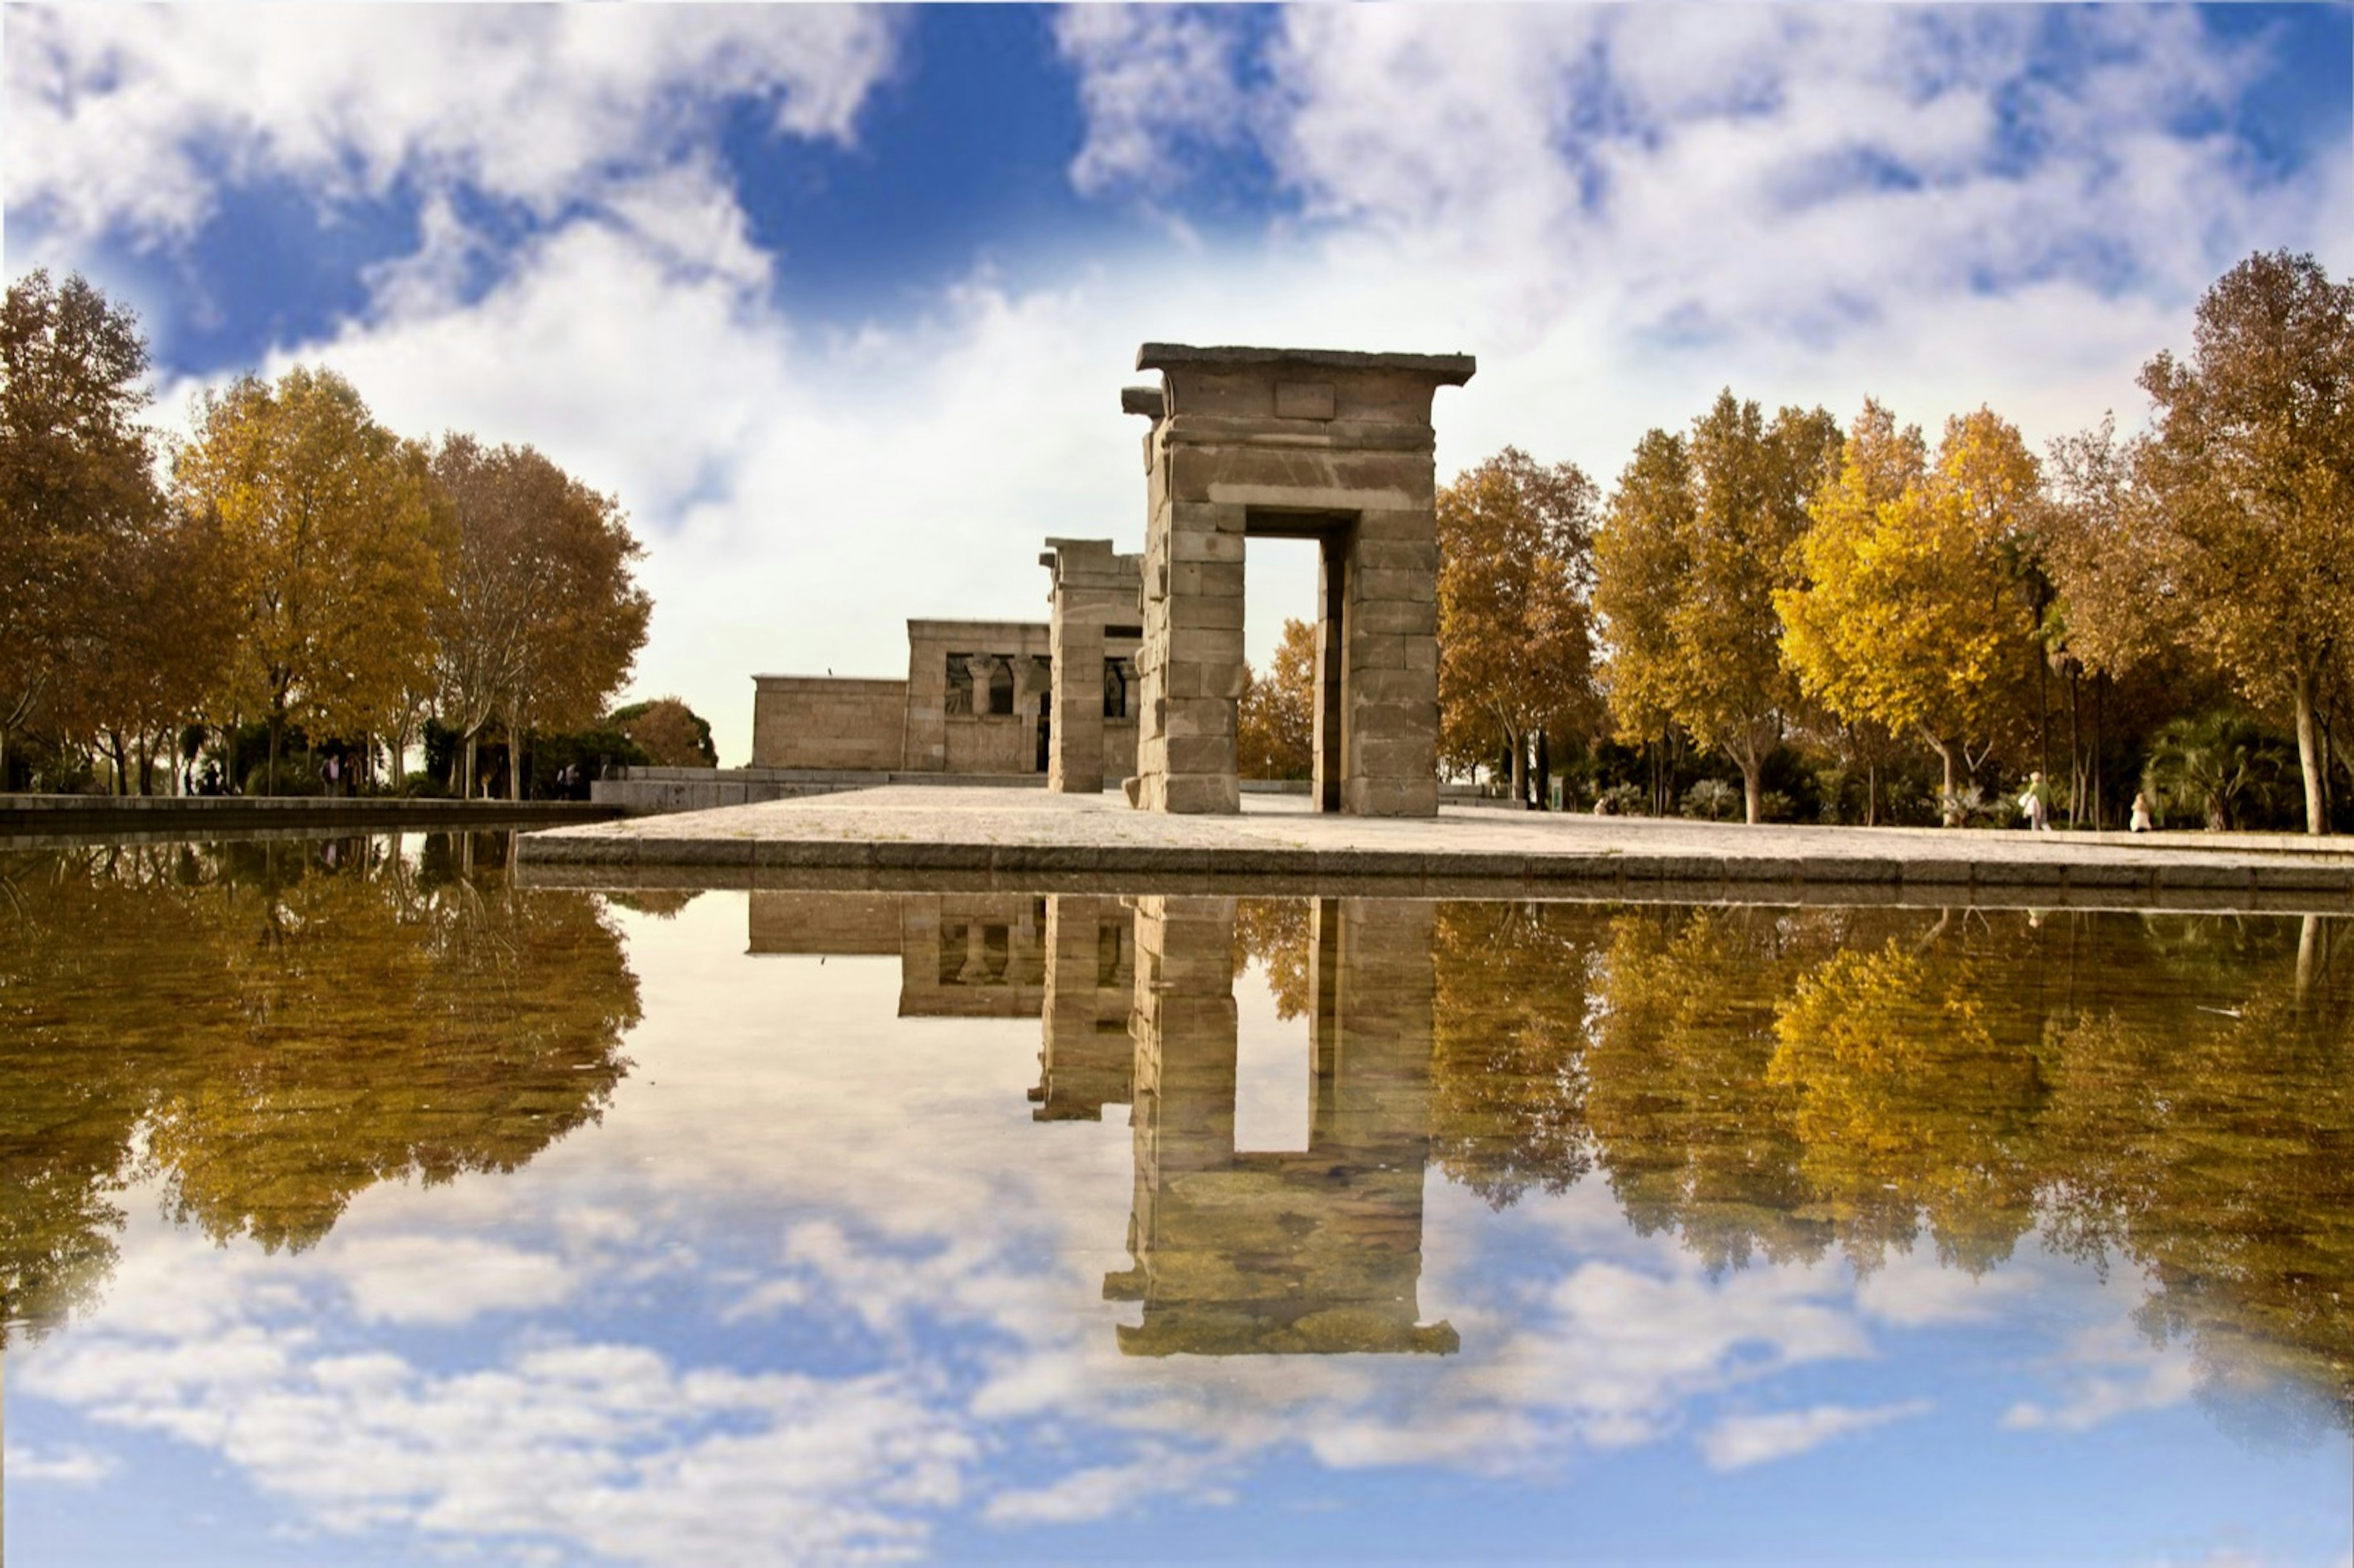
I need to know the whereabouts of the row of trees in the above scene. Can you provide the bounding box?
[1,270,655,797]
[1411,249,2354,832]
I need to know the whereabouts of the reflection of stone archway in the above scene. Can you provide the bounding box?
[1097,895,1457,1357]
[1123,345,1474,816]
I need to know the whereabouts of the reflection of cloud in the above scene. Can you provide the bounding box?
[321,1234,574,1326]
[4,1441,115,1485]
[10,899,2322,1556]
[1699,1398,1933,1471]
[1856,1244,2038,1326]
[28,1279,976,1565]
[2000,1319,2199,1434]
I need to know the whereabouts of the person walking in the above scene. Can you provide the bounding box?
[2021,770,2053,832]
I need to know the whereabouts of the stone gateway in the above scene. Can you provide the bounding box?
[1121,344,1474,816]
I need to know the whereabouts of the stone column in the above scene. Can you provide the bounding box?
[1340,510,1444,817]
[1040,539,1142,794]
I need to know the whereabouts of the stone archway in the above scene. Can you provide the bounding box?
[1121,344,1474,816]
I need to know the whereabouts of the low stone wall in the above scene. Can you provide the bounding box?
[590,766,1053,816]
[752,676,908,770]
[1,795,619,841]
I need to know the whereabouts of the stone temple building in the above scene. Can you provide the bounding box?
[745,342,1470,814]
[752,600,1143,780]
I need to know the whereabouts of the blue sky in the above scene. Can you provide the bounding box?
[7,3,2350,763]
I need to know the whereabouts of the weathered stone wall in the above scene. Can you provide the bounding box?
[750,676,907,771]
[1124,345,1471,817]
[903,619,1054,775]
[1042,539,1145,794]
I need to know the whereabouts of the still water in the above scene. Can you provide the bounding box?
[3,834,2350,1565]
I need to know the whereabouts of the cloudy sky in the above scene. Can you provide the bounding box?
[7,4,2349,765]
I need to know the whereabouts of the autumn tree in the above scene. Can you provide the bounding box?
[1591,430,1689,770]
[0,271,165,789]
[427,436,649,799]
[1778,402,2042,821]
[81,500,234,793]
[1595,392,1840,822]
[2138,251,2354,836]
[1436,447,1599,801]
[1236,616,1316,780]
[613,695,716,769]
[175,367,449,790]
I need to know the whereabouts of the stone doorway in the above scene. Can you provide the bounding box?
[1122,344,1475,816]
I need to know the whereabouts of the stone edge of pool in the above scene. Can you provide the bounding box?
[509,799,2354,911]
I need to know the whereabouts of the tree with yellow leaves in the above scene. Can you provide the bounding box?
[1236,616,1316,780]
[175,367,450,790]
[1596,392,1841,823]
[1436,447,1599,800]
[1777,402,2041,823]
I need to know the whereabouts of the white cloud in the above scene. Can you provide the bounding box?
[1699,1396,1933,1471]
[3,1440,116,1486]
[1055,6,1255,199]
[7,4,901,243]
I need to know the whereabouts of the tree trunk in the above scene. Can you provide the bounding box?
[2100,678,2119,838]
[1508,725,1528,810]
[1533,729,1551,811]
[2066,671,2082,829]
[463,733,478,801]
[2295,668,2329,836]
[267,706,284,797]
[1865,758,1878,828]
[1740,759,1763,825]
[1934,738,1958,826]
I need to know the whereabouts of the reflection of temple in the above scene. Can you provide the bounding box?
[747,889,1454,1355]
[1105,897,1456,1356]
[747,892,1047,1018]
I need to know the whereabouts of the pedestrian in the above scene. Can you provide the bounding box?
[2130,790,2155,833]
[2020,770,2052,832]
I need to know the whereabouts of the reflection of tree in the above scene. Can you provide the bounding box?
[0,836,639,1338]
[1429,902,1596,1207]
[2035,918,2354,1410]
[1424,898,2354,1421]
[1768,932,2046,1274]
[1584,908,1834,1272]
[1232,898,1313,1021]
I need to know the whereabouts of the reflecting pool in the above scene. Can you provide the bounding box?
[4,835,2351,1564]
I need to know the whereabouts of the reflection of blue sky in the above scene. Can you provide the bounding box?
[12,894,2352,1566]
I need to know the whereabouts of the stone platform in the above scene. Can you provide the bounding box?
[514,786,2354,911]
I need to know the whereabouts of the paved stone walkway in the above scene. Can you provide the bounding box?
[516,786,2354,907]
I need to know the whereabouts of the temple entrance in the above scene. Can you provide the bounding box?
[1121,343,1474,817]
[1243,513,1354,812]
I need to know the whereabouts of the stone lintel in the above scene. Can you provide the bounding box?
[1121,386,1166,419]
[1137,344,1476,382]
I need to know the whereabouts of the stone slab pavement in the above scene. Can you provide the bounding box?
[513,786,2354,910]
